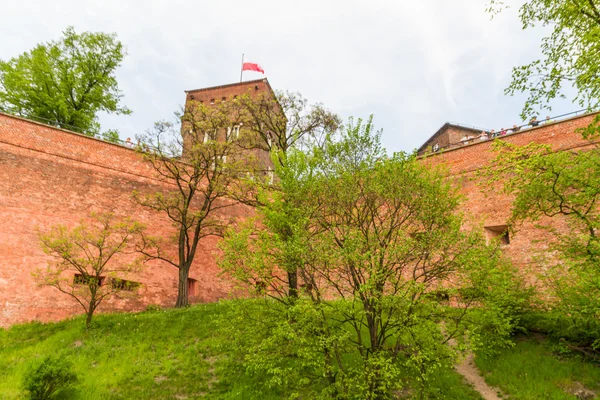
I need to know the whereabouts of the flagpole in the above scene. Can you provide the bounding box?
[240,53,244,82]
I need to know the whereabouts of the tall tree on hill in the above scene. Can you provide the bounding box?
[232,90,340,299]
[220,117,522,398]
[135,99,250,308]
[0,26,130,137]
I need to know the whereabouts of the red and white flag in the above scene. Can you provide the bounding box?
[242,61,265,74]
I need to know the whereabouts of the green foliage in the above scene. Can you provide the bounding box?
[482,140,600,354]
[488,0,600,136]
[475,337,600,399]
[37,213,147,328]
[100,129,121,144]
[23,356,77,400]
[489,1,600,114]
[0,26,130,136]
[220,116,520,398]
[135,98,254,308]
[0,303,483,399]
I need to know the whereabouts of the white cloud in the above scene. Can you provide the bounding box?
[0,0,566,152]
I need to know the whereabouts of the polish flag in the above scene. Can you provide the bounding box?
[242,62,265,74]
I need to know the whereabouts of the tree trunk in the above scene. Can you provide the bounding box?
[287,270,298,299]
[175,265,190,308]
[86,303,95,329]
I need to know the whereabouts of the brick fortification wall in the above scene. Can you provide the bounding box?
[422,113,599,274]
[0,112,240,327]
[1,99,596,328]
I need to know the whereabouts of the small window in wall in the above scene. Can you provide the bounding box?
[432,143,439,152]
[73,274,105,286]
[232,125,240,140]
[267,166,274,185]
[221,96,226,102]
[111,278,140,291]
[485,225,510,245]
[210,98,215,105]
[188,278,197,297]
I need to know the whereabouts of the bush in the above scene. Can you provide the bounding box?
[144,304,162,312]
[23,356,78,400]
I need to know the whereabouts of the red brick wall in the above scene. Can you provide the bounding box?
[0,112,243,327]
[421,113,599,274]
[2,104,596,327]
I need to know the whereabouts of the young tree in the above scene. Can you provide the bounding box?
[0,26,130,136]
[220,117,516,398]
[233,90,341,298]
[37,213,146,328]
[135,99,249,308]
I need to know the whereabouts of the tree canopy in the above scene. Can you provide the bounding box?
[489,0,600,134]
[220,116,523,398]
[0,26,130,136]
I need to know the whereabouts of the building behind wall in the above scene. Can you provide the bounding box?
[420,112,599,273]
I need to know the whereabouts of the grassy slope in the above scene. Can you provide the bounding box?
[475,336,600,400]
[0,302,482,399]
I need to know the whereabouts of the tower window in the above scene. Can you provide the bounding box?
[221,96,226,102]
[485,225,510,245]
[210,99,215,105]
[231,125,240,140]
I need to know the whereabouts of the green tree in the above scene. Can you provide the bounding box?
[220,117,517,399]
[486,0,600,352]
[38,213,147,328]
[233,90,341,298]
[483,140,600,352]
[135,98,251,308]
[488,0,600,135]
[0,26,130,136]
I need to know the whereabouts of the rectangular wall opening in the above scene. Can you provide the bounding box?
[187,278,197,297]
[111,278,141,291]
[485,225,510,245]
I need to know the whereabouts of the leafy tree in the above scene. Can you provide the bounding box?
[488,0,600,135]
[486,0,600,352]
[37,213,146,328]
[135,98,251,308]
[220,117,517,398]
[483,140,600,353]
[233,90,341,298]
[0,26,130,136]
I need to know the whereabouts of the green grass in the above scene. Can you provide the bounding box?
[0,302,483,399]
[475,335,600,399]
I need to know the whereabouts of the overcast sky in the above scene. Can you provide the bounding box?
[1,0,577,152]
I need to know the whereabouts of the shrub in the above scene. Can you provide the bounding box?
[23,356,78,400]
[144,304,162,312]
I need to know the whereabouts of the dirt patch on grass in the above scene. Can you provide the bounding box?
[455,353,503,400]
[561,381,596,399]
